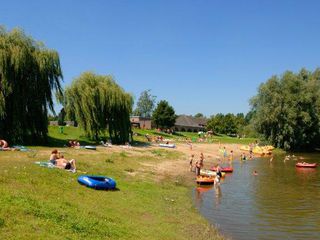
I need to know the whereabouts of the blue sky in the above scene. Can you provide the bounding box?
[2,0,320,116]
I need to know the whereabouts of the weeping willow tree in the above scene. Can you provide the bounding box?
[0,27,62,144]
[250,68,320,151]
[64,72,133,144]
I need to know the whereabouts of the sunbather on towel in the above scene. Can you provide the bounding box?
[55,154,77,172]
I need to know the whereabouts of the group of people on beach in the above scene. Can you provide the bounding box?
[189,152,223,184]
[189,153,205,174]
[67,140,80,148]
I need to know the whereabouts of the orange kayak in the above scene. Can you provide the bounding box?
[196,176,215,185]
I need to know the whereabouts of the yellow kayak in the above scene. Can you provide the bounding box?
[240,145,250,151]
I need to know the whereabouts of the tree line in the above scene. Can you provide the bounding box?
[0,27,178,145]
[1,27,320,150]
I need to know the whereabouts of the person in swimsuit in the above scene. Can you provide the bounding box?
[55,154,77,172]
[195,161,201,176]
[49,149,59,165]
[216,164,222,178]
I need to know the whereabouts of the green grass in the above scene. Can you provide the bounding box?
[0,131,225,239]
[47,126,96,147]
[48,125,257,146]
[133,128,257,145]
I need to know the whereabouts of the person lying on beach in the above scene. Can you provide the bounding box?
[55,154,77,172]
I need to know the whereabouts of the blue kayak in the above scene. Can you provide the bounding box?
[78,175,116,190]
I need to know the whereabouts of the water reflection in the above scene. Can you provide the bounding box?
[194,153,320,240]
[214,185,222,206]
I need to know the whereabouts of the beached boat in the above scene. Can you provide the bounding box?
[240,145,250,151]
[78,175,116,190]
[196,176,215,185]
[240,145,273,155]
[159,143,175,148]
[200,169,226,177]
[84,145,96,150]
[295,162,317,168]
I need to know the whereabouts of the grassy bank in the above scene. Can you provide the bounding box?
[133,128,257,145]
[0,145,225,239]
[49,126,257,146]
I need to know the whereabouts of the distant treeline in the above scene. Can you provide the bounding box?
[206,113,251,137]
[206,69,320,151]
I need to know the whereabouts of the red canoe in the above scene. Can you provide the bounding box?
[295,162,317,168]
[211,167,234,173]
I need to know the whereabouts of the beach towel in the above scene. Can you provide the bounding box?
[34,161,55,168]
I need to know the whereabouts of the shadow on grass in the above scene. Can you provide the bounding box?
[131,140,151,147]
[47,136,151,148]
[150,131,174,138]
[79,186,120,191]
[46,136,94,148]
[172,132,185,137]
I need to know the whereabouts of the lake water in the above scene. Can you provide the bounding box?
[194,153,320,240]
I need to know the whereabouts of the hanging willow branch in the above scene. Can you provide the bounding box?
[0,27,63,144]
[64,72,133,144]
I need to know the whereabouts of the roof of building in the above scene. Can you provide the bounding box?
[130,116,152,121]
[175,115,207,128]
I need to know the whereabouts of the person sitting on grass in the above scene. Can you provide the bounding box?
[100,140,112,147]
[0,139,12,151]
[67,140,80,148]
[49,149,60,165]
[55,154,77,172]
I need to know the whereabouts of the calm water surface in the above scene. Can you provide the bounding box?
[194,154,320,240]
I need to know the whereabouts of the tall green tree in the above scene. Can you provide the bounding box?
[0,27,63,144]
[206,113,245,135]
[64,72,133,144]
[133,89,156,118]
[250,68,320,150]
[152,100,177,129]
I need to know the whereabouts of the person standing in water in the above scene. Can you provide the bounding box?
[216,164,222,179]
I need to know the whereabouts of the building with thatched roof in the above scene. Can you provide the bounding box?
[174,115,207,132]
